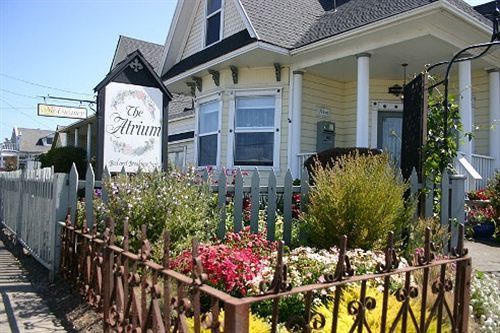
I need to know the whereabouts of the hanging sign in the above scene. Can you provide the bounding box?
[103,82,163,172]
[37,103,87,119]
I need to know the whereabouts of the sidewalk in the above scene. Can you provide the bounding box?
[0,239,65,333]
[465,240,500,278]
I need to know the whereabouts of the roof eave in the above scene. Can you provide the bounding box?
[290,0,492,56]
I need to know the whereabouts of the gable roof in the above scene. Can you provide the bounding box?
[95,50,171,98]
[16,128,54,153]
[111,35,164,72]
[239,0,492,49]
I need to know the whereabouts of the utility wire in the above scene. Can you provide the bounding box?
[0,88,40,100]
[0,98,53,130]
[0,73,94,97]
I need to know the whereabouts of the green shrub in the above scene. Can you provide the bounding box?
[39,146,87,176]
[301,153,414,250]
[96,168,218,257]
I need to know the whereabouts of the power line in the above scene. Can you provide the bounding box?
[0,73,94,97]
[0,98,53,130]
[0,107,36,109]
[0,88,40,100]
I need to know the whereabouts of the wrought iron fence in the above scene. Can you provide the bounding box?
[59,212,471,333]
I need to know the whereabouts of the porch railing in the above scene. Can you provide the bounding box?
[456,152,495,191]
[297,152,316,173]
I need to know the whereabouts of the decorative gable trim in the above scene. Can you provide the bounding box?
[233,0,258,39]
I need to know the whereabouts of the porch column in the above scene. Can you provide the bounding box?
[74,128,79,147]
[86,123,92,162]
[458,60,473,161]
[356,53,370,147]
[488,68,500,171]
[291,70,304,179]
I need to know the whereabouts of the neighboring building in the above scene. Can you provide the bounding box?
[158,0,499,183]
[0,127,54,170]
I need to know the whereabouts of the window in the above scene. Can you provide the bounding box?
[168,147,186,170]
[232,94,280,167]
[197,100,219,166]
[205,0,222,46]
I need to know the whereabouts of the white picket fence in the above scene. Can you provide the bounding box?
[0,162,467,279]
[0,167,69,280]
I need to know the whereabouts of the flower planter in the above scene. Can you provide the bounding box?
[472,221,496,240]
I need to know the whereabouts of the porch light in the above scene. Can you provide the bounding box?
[388,63,408,99]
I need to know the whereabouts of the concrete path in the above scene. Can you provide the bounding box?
[0,240,65,333]
[465,240,500,278]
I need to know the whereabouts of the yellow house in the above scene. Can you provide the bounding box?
[157,0,499,184]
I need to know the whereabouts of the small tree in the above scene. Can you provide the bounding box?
[39,146,87,176]
[301,153,414,250]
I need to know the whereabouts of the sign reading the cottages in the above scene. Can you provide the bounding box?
[103,82,163,172]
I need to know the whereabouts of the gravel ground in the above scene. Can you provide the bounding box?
[0,229,102,332]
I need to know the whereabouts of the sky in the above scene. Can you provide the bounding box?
[0,0,494,141]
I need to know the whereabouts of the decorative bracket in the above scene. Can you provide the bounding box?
[274,63,282,82]
[230,65,238,84]
[192,76,202,92]
[186,82,196,96]
[208,70,220,86]
[129,58,144,72]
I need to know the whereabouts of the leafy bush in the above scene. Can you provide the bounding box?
[39,146,87,176]
[96,168,218,256]
[301,153,414,250]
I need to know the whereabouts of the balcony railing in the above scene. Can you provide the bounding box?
[0,142,18,151]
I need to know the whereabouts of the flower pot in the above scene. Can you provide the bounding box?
[472,221,496,240]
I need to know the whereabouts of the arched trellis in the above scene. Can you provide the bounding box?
[426,1,499,144]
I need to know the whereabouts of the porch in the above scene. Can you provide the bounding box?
[287,15,499,185]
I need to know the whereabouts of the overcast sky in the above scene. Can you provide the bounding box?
[0,0,494,140]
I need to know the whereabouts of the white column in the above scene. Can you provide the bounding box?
[74,128,79,147]
[356,53,370,147]
[290,71,304,179]
[488,68,500,171]
[86,123,92,162]
[458,60,473,160]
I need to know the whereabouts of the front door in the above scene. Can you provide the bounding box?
[378,111,403,167]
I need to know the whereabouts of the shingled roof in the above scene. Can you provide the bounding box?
[111,35,164,71]
[239,0,492,49]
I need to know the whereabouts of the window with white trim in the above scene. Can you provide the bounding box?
[205,0,222,47]
[198,100,219,166]
[231,92,280,167]
[168,146,186,170]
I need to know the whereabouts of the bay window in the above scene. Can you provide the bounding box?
[197,100,220,166]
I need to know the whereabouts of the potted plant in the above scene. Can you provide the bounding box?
[466,205,497,240]
[467,189,491,208]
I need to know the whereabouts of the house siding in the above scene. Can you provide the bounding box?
[181,0,247,61]
[471,69,489,156]
[301,73,344,152]
[224,0,246,37]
